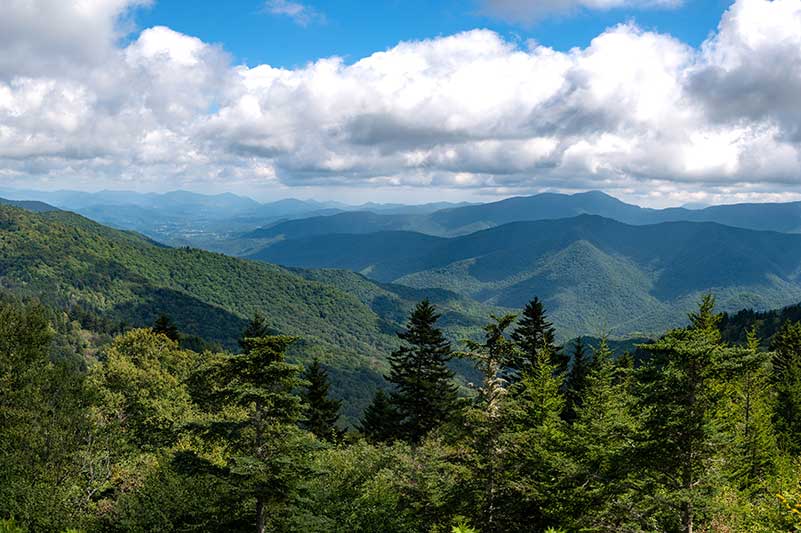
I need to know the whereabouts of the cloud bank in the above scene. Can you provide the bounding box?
[1,0,801,205]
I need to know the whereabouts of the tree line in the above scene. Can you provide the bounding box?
[2,294,801,532]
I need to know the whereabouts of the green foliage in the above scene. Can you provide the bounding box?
[510,297,565,378]
[772,320,801,455]
[3,221,801,533]
[152,313,179,341]
[0,299,98,532]
[0,519,26,533]
[359,390,399,443]
[563,336,590,423]
[182,335,315,532]
[91,329,196,449]
[567,338,639,531]
[301,359,343,441]
[386,300,458,443]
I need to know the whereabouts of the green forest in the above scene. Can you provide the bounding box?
[3,290,801,533]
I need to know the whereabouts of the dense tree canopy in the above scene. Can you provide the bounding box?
[2,293,801,532]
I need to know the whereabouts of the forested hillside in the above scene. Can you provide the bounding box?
[0,205,496,420]
[251,214,801,337]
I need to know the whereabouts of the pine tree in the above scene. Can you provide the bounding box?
[498,342,570,531]
[771,320,801,455]
[563,337,590,423]
[386,300,458,443]
[635,295,734,533]
[152,313,179,341]
[568,338,638,531]
[460,314,520,533]
[360,389,399,443]
[301,359,342,442]
[510,297,566,379]
[238,312,272,352]
[180,336,311,533]
[719,327,777,491]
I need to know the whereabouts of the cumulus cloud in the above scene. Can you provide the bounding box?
[479,0,682,25]
[2,0,801,205]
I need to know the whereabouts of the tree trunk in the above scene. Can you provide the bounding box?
[682,499,693,533]
[256,497,265,533]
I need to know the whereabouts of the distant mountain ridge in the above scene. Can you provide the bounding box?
[0,197,59,213]
[249,214,801,338]
[245,190,801,247]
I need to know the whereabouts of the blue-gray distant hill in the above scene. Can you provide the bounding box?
[246,191,801,243]
[0,197,59,212]
[249,214,801,338]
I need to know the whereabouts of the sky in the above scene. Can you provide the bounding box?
[1,0,800,206]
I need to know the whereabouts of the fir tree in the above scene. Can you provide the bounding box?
[386,300,458,443]
[568,338,638,531]
[688,293,723,334]
[152,313,179,341]
[460,314,520,533]
[771,320,801,455]
[300,359,342,442]
[180,336,311,533]
[635,295,734,532]
[510,297,566,379]
[720,327,777,490]
[563,337,590,423]
[238,312,272,352]
[360,390,399,443]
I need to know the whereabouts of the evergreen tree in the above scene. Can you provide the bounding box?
[771,320,801,454]
[563,337,591,423]
[360,390,399,443]
[688,293,723,333]
[615,351,635,384]
[635,295,735,532]
[153,313,179,341]
[386,300,458,443]
[460,314,520,533]
[180,336,312,533]
[238,312,272,352]
[719,327,777,491]
[300,359,342,442]
[568,338,639,531]
[510,297,566,378]
[500,342,570,531]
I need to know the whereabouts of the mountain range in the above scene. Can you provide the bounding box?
[247,190,801,244]
[250,214,801,338]
[6,187,801,338]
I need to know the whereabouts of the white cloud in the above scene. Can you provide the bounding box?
[264,0,322,27]
[480,0,683,24]
[2,0,801,206]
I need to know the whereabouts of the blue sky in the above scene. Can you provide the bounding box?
[134,0,732,68]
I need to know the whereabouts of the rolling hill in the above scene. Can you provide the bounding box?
[0,205,496,421]
[249,214,801,338]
